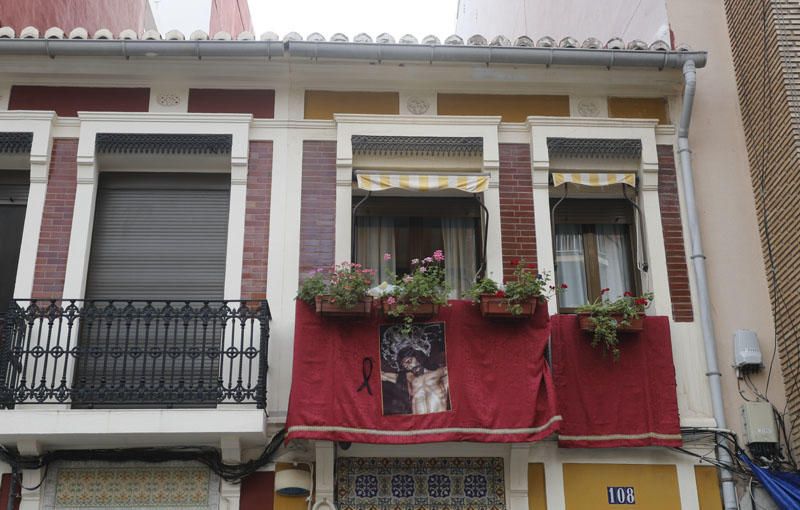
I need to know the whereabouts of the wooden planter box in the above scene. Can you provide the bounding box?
[577,313,644,332]
[381,299,440,319]
[315,295,373,317]
[479,294,537,318]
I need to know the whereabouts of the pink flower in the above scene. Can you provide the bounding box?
[433,249,444,262]
[423,256,433,263]
[419,266,427,273]
[411,258,420,265]
[383,253,392,261]
[386,296,396,305]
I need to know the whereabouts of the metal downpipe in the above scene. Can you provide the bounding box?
[677,59,738,509]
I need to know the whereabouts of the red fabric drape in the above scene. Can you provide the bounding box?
[287,300,560,444]
[551,314,682,448]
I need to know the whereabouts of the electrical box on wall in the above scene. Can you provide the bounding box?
[741,402,779,458]
[733,329,762,369]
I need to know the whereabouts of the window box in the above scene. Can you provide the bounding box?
[381,299,440,319]
[315,295,374,317]
[577,312,644,333]
[479,294,538,318]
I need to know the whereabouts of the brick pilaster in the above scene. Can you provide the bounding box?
[31,139,78,299]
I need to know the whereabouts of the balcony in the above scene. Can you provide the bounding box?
[0,299,270,409]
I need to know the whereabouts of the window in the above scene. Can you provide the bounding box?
[353,196,483,297]
[553,199,639,310]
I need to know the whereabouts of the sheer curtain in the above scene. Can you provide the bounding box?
[554,224,588,307]
[355,217,396,285]
[441,218,477,299]
[596,224,633,300]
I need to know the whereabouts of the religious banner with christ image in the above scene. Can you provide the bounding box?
[287,300,560,444]
[379,323,451,416]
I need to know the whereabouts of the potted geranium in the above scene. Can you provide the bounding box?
[576,290,654,360]
[466,258,564,318]
[383,250,450,332]
[296,262,376,317]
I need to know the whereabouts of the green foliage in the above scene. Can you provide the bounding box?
[384,250,450,334]
[296,262,376,309]
[576,291,654,360]
[466,258,559,316]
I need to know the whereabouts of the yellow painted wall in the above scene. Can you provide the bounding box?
[695,466,723,510]
[607,97,670,124]
[437,94,570,121]
[304,90,399,119]
[528,463,548,510]
[563,464,681,510]
[274,463,310,510]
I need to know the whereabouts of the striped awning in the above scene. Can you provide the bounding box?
[356,173,490,193]
[552,172,636,187]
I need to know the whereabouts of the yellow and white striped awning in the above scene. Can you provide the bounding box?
[552,172,636,187]
[356,173,490,193]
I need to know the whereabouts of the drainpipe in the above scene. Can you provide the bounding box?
[677,59,738,510]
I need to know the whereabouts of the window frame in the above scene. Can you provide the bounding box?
[552,197,641,313]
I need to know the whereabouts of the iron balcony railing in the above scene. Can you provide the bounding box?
[0,299,270,409]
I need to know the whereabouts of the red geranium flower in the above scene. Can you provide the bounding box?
[624,291,633,297]
[601,287,610,295]
[635,298,649,306]
[495,290,506,298]
[560,283,569,289]
[510,258,520,267]
[526,263,536,270]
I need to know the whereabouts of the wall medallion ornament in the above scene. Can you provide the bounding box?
[577,98,600,117]
[156,92,182,107]
[406,97,430,115]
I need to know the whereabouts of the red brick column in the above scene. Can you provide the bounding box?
[499,143,537,280]
[240,141,273,301]
[657,144,694,322]
[31,139,78,299]
[299,141,336,280]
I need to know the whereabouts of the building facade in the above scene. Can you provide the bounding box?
[0,19,749,510]
[724,0,800,453]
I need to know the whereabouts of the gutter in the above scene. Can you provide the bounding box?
[0,38,707,69]
[677,59,738,510]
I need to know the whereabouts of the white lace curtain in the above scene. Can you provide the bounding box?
[355,217,395,285]
[441,217,477,299]
[555,224,633,306]
[355,217,476,296]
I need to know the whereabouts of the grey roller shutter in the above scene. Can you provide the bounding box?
[84,172,230,300]
[75,172,230,408]
[0,172,29,321]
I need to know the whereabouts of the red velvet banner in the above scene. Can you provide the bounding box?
[287,300,560,444]
[551,314,682,448]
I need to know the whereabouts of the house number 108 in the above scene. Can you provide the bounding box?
[607,486,636,504]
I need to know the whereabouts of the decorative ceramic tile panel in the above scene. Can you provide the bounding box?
[43,462,219,510]
[336,457,506,510]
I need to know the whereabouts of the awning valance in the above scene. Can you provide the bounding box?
[552,172,636,187]
[356,173,490,193]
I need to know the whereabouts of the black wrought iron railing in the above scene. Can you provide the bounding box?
[0,299,270,409]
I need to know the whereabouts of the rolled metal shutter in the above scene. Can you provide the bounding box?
[0,171,29,320]
[76,172,230,408]
[84,172,230,300]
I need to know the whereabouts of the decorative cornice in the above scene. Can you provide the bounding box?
[335,114,502,127]
[352,135,483,157]
[77,112,253,124]
[96,133,232,155]
[547,137,642,159]
[0,132,33,153]
[527,116,659,129]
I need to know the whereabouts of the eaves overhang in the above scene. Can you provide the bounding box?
[0,38,707,70]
